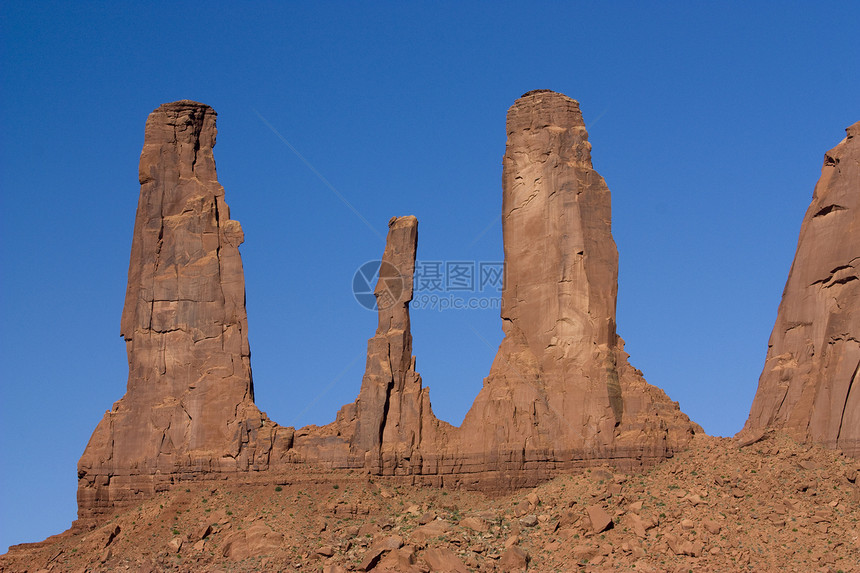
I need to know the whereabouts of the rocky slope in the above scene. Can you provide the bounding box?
[739,121,860,458]
[4,435,858,572]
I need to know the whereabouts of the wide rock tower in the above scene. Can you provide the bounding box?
[740,121,859,457]
[77,102,275,517]
[450,90,697,482]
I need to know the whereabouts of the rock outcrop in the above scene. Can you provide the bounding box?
[302,90,697,485]
[451,90,697,480]
[77,101,278,518]
[77,93,699,520]
[739,121,860,457]
[329,216,453,474]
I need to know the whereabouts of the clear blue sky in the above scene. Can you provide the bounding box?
[1,1,857,552]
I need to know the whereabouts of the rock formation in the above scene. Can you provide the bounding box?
[305,90,697,485]
[739,121,859,457]
[451,90,697,480]
[77,101,279,518]
[77,92,699,520]
[329,216,453,474]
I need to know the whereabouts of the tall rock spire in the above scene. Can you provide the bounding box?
[457,90,697,477]
[331,216,451,474]
[77,101,269,517]
[740,121,860,457]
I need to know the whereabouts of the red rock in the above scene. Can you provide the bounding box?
[76,94,701,521]
[456,90,698,480]
[336,216,451,472]
[572,544,598,560]
[627,513,647,538]
[360,547,386,571]
[221,523,283,560]
[76,101,277,519]
[703,520,721,534]
[374,547,420,572]
[498,545,530,572]
[458,517,488,532]
[586,504,613,533]
[422,547,469,573]
[410,520,451,543]
[739,121,860,458]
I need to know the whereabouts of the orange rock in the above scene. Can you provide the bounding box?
[739,121,860,458]
[77,101,275,519]
[498,545,530,572]
[586,504,613,533]
[422,547,468,573]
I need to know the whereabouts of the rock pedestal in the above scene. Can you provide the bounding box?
[740,121,860,457]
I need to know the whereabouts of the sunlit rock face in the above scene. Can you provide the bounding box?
[318,91,698,488]
[77,101,277,518]
[451,90,698,484]
[740,121,860,458]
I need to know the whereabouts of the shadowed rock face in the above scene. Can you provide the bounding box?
[740,121,860,457]
[77,102,277,518]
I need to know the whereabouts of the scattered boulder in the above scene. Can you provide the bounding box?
[422,547,469,573]
[498,545,530,572]
[586,504,613,533]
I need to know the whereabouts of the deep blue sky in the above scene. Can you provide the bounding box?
[1,1,857,552]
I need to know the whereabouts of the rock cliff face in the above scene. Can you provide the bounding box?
[77,102,279,518]
[452,90,697,480]
[739,121,860,457]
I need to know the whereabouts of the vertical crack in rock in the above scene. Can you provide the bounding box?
[77,101,270,519]
[739,120,860,458]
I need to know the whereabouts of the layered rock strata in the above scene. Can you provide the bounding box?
[739,121,859,457]
[77,101,283,518]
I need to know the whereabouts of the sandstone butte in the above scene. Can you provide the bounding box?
[78,91,703,520]
[738,120,860,458]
